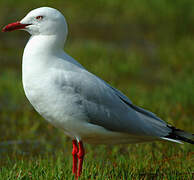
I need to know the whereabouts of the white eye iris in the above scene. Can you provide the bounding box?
[36,16,43,20]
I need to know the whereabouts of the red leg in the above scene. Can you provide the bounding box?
[72,140,78,177]
[77,141,85,178]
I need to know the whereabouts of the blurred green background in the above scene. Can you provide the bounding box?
[0,0,193,179]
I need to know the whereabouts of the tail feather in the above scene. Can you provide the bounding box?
[160,137,183,144]
[162,125,194,144]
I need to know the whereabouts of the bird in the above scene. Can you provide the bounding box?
[2,7,194,179]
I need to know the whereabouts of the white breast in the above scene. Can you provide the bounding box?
[22,37,86,139]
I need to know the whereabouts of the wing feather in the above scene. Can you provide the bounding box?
[72,70,171,138]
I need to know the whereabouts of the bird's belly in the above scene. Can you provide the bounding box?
[23,79,87,138]
[23,83,156,143]
[24,85,155,143]
[62,122,155,144]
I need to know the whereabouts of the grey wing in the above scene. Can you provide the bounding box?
[103,80,164,121]
[71,70,171,138]
[98,77,133,105]
[96,74,164,123]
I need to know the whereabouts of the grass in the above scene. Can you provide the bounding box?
[0,0,194,179]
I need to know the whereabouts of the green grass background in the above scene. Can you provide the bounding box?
[0,0,193,179]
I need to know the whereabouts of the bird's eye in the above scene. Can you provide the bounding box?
[36,16,43,20]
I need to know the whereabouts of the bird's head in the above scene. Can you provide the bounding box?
[2,7,68,37]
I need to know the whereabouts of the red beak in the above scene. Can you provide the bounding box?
[2,21,31,32]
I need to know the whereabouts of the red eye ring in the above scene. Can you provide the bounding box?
[36,16,43,20]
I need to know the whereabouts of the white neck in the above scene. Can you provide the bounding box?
[22,33,83,79]
[24,35,65,57]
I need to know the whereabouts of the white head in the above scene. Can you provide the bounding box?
[2,7,68,38]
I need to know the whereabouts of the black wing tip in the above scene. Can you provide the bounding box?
[165,125,194,145]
